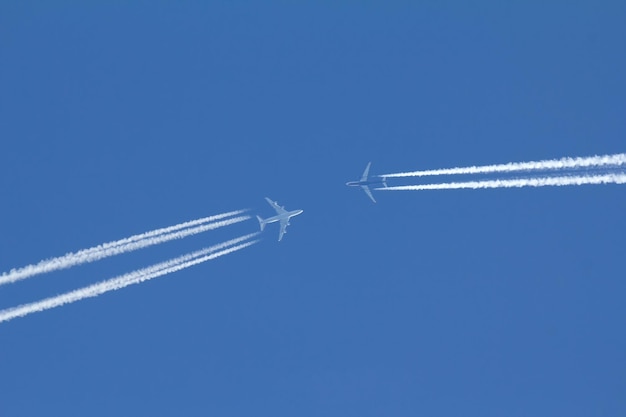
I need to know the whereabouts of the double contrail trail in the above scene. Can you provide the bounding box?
[0,210,248,286]
[377,172,626,191]
[381,153,626,178]
[0,233,259,323]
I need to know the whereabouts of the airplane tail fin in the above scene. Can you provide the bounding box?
[256,215,266,231]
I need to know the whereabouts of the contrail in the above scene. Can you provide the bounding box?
[377,172,626,191]
[0,211,249,286]
[0,233,259,323]
[382,153,626,178]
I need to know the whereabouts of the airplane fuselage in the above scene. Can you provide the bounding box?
[263,209,303,225]
[346,179,385,187]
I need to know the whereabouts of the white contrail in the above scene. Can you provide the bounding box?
[382,153,626,178]
[377,172,626,191]
[0,234,259,323]
[0,212,249,286]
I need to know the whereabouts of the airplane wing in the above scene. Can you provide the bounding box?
[360,162,372,181]
[278,218,289,241]
[265,197,287,215]
[361,185,376,203]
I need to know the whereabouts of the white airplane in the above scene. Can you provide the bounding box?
[256,197,304,241]
[346,162,387,203]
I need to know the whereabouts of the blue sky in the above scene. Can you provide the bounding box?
[1,2,625,416]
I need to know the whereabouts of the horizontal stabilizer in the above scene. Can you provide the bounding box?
[256,215,266,231]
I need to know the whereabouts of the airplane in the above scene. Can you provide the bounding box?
[256,197,304,241]
[346,162,387,203]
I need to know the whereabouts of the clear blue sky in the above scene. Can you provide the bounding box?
[1,3,625,416]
